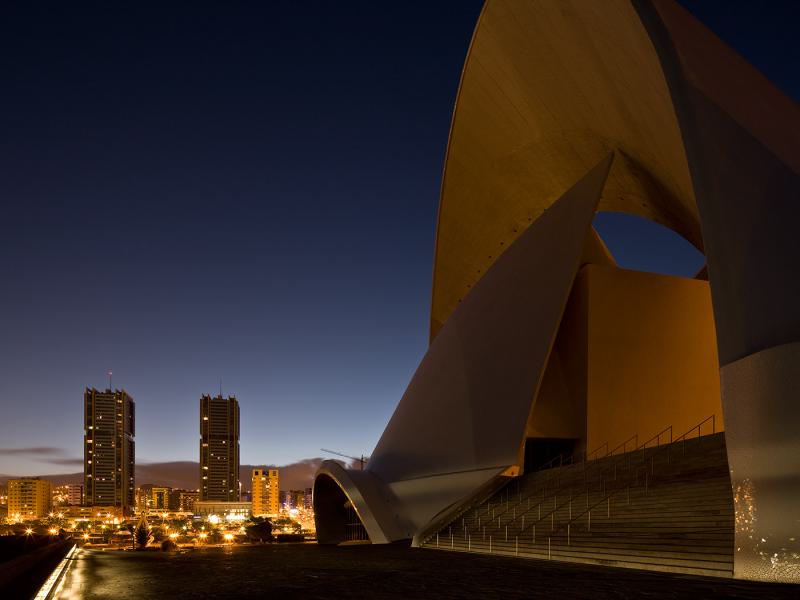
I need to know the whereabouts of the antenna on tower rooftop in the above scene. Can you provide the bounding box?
[108,370,113,390]
[219,377,223,398]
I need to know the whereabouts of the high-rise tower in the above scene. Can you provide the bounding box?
[84,388,135,514]
[200,394,240,501]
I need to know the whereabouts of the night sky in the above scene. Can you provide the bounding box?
[1,1,797,477]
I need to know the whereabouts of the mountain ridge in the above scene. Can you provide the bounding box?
[0,457,344,492]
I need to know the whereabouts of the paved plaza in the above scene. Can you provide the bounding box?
[53,543,798,599]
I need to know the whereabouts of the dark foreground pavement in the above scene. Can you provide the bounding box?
[54,543,798,599]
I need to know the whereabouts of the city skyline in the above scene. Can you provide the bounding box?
[1,1,798,478]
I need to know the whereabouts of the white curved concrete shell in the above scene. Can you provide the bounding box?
[314,0,800,582]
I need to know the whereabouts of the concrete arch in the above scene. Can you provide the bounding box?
[315,0,800,582]
[431,0,700,339]
[429,2,800,579]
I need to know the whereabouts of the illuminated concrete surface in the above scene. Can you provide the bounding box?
[50,545,800,599]
[314,0,800,582]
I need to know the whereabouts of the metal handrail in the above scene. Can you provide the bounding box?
[552,414,718,542]
[502,439,634,526]
[609,434,638,456]
[636,425,673,453]
[635,414,716,474]
[467,428,668,534]
[586,441,609,461]
[440,415,719,547]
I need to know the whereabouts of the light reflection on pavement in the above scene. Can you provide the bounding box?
[53,547,88,599]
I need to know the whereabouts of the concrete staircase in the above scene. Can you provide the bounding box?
[420,432,734,577]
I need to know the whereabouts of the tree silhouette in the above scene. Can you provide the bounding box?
[135,525,150,549]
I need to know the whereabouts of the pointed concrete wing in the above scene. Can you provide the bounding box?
[368,153,614,483]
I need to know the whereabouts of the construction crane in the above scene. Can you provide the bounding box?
[320,448,368,470]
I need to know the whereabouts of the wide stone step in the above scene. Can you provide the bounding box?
[425,545,732,577]
[447,541,734,565]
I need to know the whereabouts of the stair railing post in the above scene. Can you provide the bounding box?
[515,535,518,556]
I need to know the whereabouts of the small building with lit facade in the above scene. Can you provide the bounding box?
[8,478,52,520]
[251,468,279,516]
[194,500,251,523]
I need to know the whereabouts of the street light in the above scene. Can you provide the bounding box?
[223,533,233,542]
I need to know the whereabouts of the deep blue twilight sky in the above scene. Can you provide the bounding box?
[1,1,797,476]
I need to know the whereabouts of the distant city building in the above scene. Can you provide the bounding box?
[61,505,121,521]
[67,484,83,506]
[304,487,313,511]
[0,484,7,506]
[84,388,135,515]
[200,394,240,502]
[194,500,251,522]
[151,486,170,510]
[251,468,279,516]
[170,489,198,513]
[135,485,152,513]
[8,478,52,520]
[280,489,303,511]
